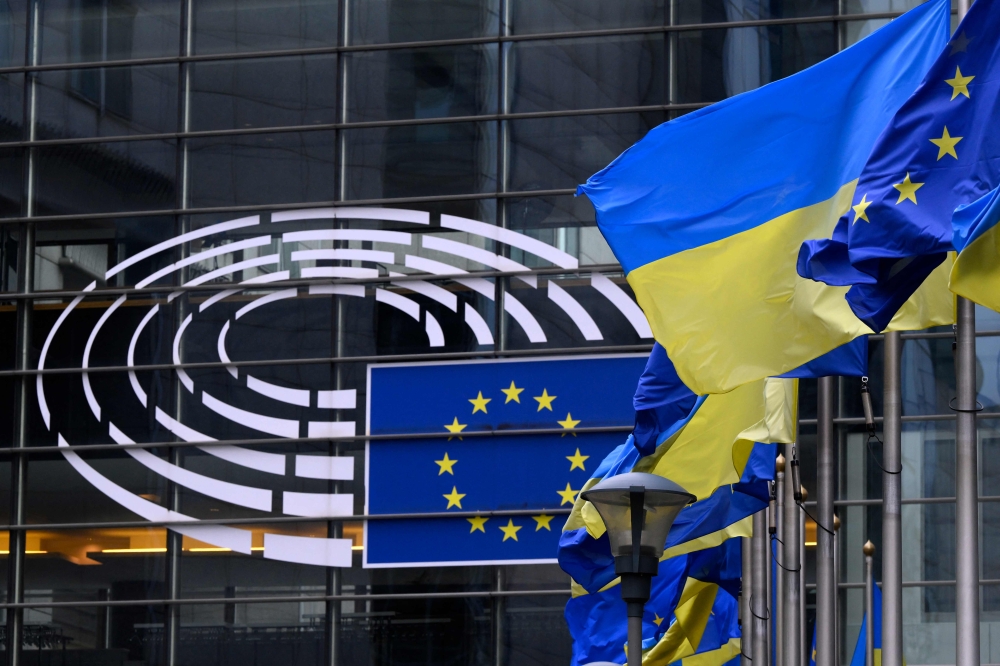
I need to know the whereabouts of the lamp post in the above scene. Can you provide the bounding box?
[582,472,697,666]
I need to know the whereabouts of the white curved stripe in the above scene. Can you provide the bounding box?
[57,434,253,553]
[404,254,468,276]
[263,533,352,567]
[388,273,458,312]
[375,288,419,320]
[464,304,494,345]
[200,288,241,312]
[317,389,356,409]
[203,391,299,439]
[291,248,395,264]
[425,313,445,347]
[547,282,603,341]
[136,235,273,288]
[218,320,237,378]
[37,287,91,429]
[590,273,654,338]
[282,491,353,517]
[154,407,286,475]
[283,229,412,245]
[82,295,127,421]
[186,254,280,287]
[421,235,536,287]
[173,313,194,393]
[271,206,429,225]
[247,376,310,407]
[307,421,356,438]
[109,423,272,512]
[309,284,365,298]
[302,266,379,279]
[235,288,297,320]
[295,455,354,480]
[128,304,161,407]
[106,216,260,280]
[504,294,547,343]
[441,214,578,269]
[242,270,290,285]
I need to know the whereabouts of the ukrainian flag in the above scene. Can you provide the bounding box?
[951,186,1000,313]
[577,0,953,395]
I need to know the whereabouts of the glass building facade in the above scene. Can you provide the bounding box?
[0,0,993,665]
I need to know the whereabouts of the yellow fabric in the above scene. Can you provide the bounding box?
[627,180,955,394]
[951,222,1000,312]
[662,517,752,560]
[886,252,955,332]
[642,579,718,665]
[678,638,742,666]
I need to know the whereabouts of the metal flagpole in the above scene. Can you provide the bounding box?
[864,541,875,666]
[776,456,786,666]
[799,486,807,666]
[783,447,801,666]
[753,510,771,666]
[816,376,836,666]
[743,535,753,666]
[955,295,980,666]
[882,331,902,666]
[833,514,841,666]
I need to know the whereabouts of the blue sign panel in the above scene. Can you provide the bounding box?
[364,354,646,567]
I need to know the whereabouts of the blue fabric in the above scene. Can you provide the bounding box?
[576,0,948,274]
[778,337,869,379]
[954,184,1000,253]
[633,343,700,455]
[798,3,1000,331]
[849,584,883,666]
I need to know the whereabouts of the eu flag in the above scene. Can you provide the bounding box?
[798,1,1000,331]
[364,355,647,567]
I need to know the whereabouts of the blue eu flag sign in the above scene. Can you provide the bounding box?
[364,355,647,567]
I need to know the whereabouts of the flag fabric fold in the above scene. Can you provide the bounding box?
[849,584,885,666]
[950,185,1000,312]
[576,0,952,394]
[798,0,1000,330]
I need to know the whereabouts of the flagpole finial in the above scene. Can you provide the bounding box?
[833,514,841,531]
[863,540,876,556]
[799,485,808,501]
[776,453,786,473]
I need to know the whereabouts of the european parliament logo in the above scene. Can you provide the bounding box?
[364,355,647,567]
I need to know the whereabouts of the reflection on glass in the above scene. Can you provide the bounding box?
[511,36,664,113]
[192,0,337,55]
[505,595,573,663]
[0,1,27,68]
[39,0,181,65]
[346,45,497,122]
[901,336,956,416]
[0,146,22,216]
[350,0,499,45]
[675,0,837,24]
[190,55,338,132]
[0,73,24,142]
[512,0,664,33]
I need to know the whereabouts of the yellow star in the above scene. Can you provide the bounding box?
[501,381,524,404]
[945,67,974,100]
[444,417,467,440]
[892,173,924,205]
[653,613,664,626]
[468,516,488,533]
[533,514,555,531]
[929,126,963,160]
[435,452,457,475]
[534,388,557,412]
[557,483,579,506]
[558,413,581,436]
[469,391,491,414]
[443,486,466,509]
[566,448,589,471]
[499,519,522,542]
[852,193,872,224]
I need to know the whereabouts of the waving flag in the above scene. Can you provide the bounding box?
[950,185,1000,313]
[849,584,885,666]
[798,0,1000,330]
[577,0,952,394]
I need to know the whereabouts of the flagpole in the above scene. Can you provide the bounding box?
[882,331,902,666]
[799,487,807,666]
[955,296,980,666]
[864,541,875,666]
[776,458,785,666]
[783,447,801,666]
[752,510,770,666]
[816,375,836,666]
[743,535,753,666]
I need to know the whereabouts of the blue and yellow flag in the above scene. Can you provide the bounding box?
[577,0,952,395]
[950,185,1000,313]
[849,584,885,666]
[798,0,1000,330]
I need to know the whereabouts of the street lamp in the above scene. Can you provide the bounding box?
[581,472,696,666]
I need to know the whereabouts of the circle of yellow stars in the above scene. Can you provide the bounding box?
[850,31,974,226]
[434,380,592,542]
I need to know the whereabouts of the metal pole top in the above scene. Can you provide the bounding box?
[863,540,876,557]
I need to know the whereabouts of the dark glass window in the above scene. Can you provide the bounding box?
[350,0,499,45]
[511,0,665,34]
[192,0,338,55]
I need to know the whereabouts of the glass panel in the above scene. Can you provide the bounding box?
[34,140,176,215]
[345,44,498,122]
[509,112,663,192]
[35,65,179,139]
[187,131,337,209]
[344,121,497,200]
[350,0,499,45]
[842,0,923,16]
[982,434,1000,612]
[192,0,338,55]
[0,73,25,142]
[511,0,664,34]
[189,55,339,132]
[505,594,574,665]
[20,602,164,664]
[901,336,955,416]
[0,0,27,68]
[39,0,182,65]
[0,145,22,216]
[510,35,664,113]
[675,0,837,24]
